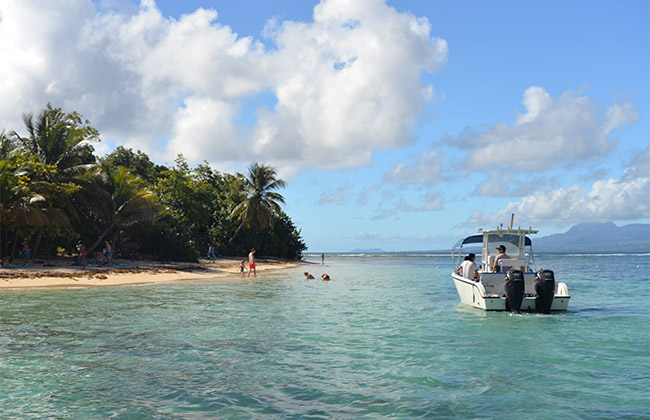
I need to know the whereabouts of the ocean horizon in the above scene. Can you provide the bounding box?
[1,253,648,419]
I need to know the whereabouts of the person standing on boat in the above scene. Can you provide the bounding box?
[492,245,510,272]
[456,253,479,280]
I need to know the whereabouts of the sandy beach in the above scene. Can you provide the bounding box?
[0,257,302,289]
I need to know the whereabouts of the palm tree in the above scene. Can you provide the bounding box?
[229,163,286,243]
[76,164,160,253]
[11,104,98,179]
[0,158,71,258]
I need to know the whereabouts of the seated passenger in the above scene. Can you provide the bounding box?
[492,245,511,272]
[456,253,479,281]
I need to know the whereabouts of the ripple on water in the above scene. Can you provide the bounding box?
[0,254,648,419]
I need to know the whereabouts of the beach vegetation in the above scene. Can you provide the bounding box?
[229,163,287,243]
[0,105,306,262]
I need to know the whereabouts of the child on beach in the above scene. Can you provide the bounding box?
[304,272,315,279]
[239,260,246,278]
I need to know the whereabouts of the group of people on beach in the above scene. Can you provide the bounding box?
[207,245,329,281]
[12,239,114,270]
[76,240,113,269]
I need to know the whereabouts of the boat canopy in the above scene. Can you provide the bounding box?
[454,234,532,248]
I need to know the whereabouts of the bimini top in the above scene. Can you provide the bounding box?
[453,227,537,249]
[456,234,532,247]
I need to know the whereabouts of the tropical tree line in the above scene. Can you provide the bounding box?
[0,104,306,263]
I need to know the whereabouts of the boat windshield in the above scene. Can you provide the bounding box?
[485,233,526,259]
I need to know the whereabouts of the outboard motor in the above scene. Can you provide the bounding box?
[535,269,555,314]
[504,269,525,313]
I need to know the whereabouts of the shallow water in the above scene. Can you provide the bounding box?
[0,253,648,419]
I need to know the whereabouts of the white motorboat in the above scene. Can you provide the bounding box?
[451,226,570,312]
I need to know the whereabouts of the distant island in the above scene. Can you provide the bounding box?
[533,222,649,253]
[341,222,650,254]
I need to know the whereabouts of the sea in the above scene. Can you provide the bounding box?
[0,253,648,419]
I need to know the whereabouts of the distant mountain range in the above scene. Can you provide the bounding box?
[348,248,386,253]
[534,222,649,253]
[345,222,649,254]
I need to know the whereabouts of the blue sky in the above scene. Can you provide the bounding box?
[0,0,647,251]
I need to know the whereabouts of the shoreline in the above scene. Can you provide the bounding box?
[0,257,303,289]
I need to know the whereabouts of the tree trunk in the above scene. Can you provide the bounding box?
[88,224,113,254]
[11,231,18,262]
[111,231,118,258]
[228,223,244,243]
[32,232,43,257]
[3,226,10,259]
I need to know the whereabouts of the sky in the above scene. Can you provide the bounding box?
[0,0,648,251]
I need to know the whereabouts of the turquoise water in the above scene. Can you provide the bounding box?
[0,253,648,419]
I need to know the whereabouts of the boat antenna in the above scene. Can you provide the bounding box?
[510,213,514,229]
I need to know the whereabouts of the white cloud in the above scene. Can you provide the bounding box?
[372,190,444,219]
[473,172,555,197]
[420,191,444,211]
[453,86,637,171]
[253,0,447,169]
[356,231,396,241]
[318,183,353,204]
[357,185,377,205]
[0,0,447,172]
[383,150,443,185]
[466,150,650,226]
[355,230,434,244]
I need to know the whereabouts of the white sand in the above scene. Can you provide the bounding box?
[0,257,301,289]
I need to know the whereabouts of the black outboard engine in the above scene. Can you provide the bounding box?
[504,269,525,313]
[535,269,555,314]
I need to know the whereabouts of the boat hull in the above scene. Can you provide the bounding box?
[452,273,570,311]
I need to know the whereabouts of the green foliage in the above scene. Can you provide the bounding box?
[12,103,98,178]
[152,156,240,260]
[0,105,306,261]
[229,163,287,242]
[101,146,167,185]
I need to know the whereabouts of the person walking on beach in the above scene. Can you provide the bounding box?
[239,260,246,278]
[207,244,216,262]
[248,248,256,278]
[321,253,324,265]
[105,240,113,266]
